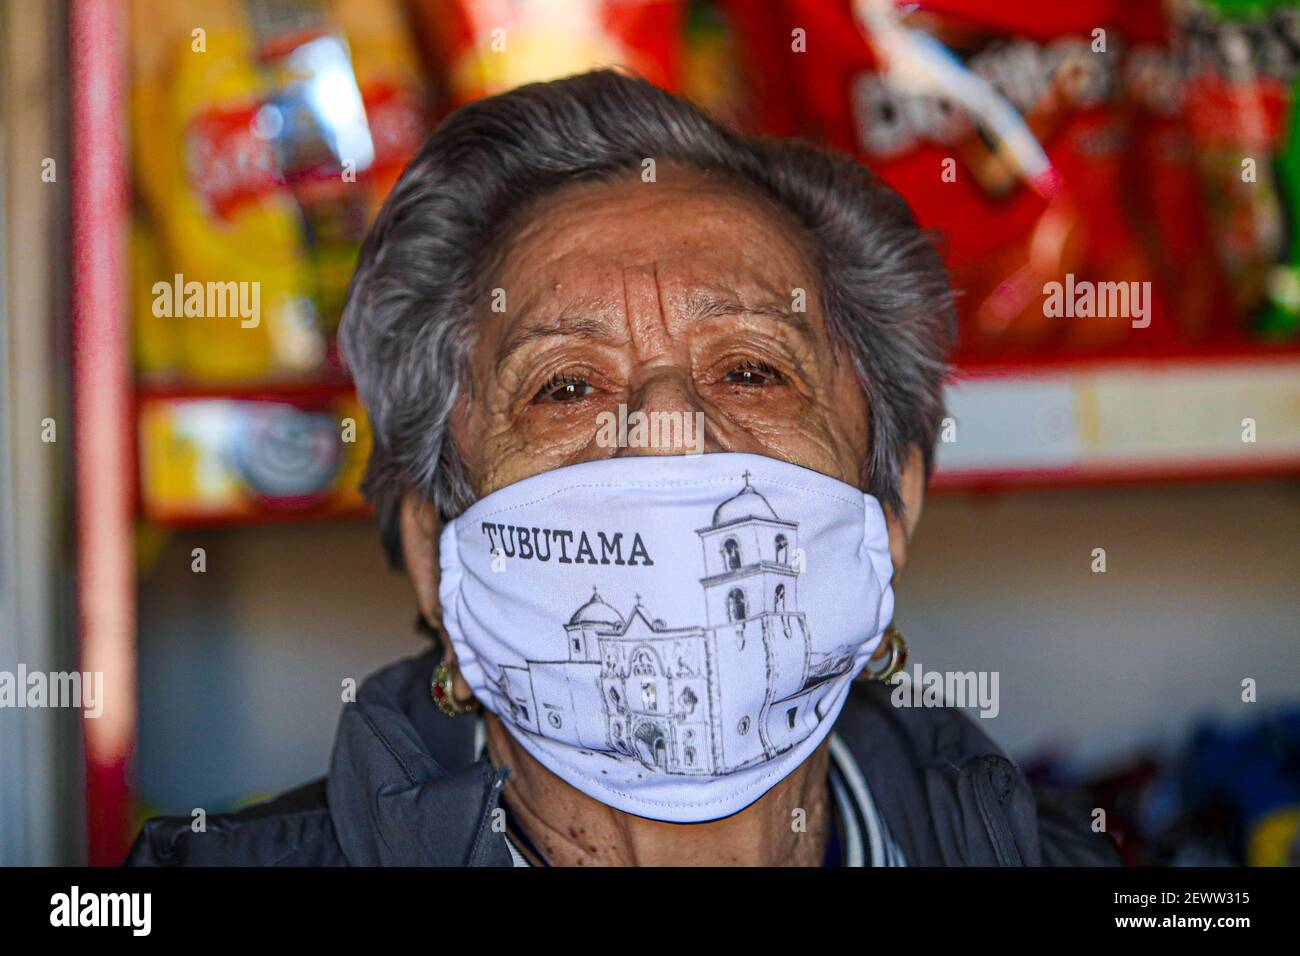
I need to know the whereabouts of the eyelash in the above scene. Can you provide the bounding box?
[723,360,783,385]
[534,374,593,403]
[532,359,784,404]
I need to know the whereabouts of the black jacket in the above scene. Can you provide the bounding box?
[126,648,1120,866]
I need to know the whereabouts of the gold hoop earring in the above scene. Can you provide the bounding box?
[858,625,908,683]
[431,661,476,717]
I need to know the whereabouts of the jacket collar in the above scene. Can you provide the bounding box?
[326,649,1046,867]
[834,681,1044,865]
[326,650,513,867]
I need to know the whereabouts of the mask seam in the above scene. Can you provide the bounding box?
[461,478,878,528]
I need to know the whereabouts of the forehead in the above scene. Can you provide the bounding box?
[489,171,817,313]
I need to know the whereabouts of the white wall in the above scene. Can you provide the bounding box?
[897,480,1300,769]
[136,481,1300,813]
[137,521,422,813]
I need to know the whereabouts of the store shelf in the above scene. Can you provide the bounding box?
[135,381,371,527]
[933,349,1300,489]
[133,345,1300,526]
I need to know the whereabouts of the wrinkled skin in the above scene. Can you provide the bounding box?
[400,168,926,865]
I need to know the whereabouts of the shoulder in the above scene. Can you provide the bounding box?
[124,778,347,867]
[838,681,1121,866]
[839,678,1006,768]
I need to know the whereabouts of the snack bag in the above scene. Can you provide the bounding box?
[131,0,318,381]
[245,0,425,363]
[131,0,428,382]
[332,0,427,211]
[723,0,1161,353]
[131,214,180,377]
[410,0,685,110]
[1178,0,1300,339]
[1121,0,1234,340]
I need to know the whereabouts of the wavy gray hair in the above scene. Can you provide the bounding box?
[340,69,955,567]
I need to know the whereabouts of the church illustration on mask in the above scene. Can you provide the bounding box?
[489,473,858,776]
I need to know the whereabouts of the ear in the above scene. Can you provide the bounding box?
[400,491,476,707]
[884,444,926,580]
[401,491,442,624]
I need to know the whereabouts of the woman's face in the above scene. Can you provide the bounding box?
[410,169,923,707]
[449,170,873,493]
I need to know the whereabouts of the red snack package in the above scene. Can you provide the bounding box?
[1121,0,1234,341]
[724,0,1163,354]
[409,0,685,113]
[1176,0,1294,335]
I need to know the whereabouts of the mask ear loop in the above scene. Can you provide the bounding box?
[857,493,902,683]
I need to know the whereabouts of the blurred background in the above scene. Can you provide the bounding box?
[1,0,1298,867]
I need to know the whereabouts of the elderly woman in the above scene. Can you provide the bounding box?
[129,70,1116,867]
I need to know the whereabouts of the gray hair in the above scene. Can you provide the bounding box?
[340,69,954,567]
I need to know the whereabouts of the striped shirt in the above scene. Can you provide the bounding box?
[826,731,908,867]
[475,721,906,867]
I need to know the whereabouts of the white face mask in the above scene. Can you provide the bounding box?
[439,452,895,823]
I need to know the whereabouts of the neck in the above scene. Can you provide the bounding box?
[484,714,833,866]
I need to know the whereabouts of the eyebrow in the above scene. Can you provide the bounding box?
[683,291,814,335]
[493,291,814,368]
[494,315,619,368]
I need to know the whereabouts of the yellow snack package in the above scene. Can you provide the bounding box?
[130,0,322,382]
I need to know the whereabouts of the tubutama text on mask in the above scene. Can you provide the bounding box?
[481,522,654,566]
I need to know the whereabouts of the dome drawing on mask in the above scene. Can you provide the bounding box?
[711,471,779,526]
[489,471,856,780]
[568,587,624,628]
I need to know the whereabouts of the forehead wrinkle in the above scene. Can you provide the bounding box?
[682,288,815,338]
[626,258,673,357]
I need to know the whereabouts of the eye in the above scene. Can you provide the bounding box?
[534,374,594,403]
[722,360,783,387]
